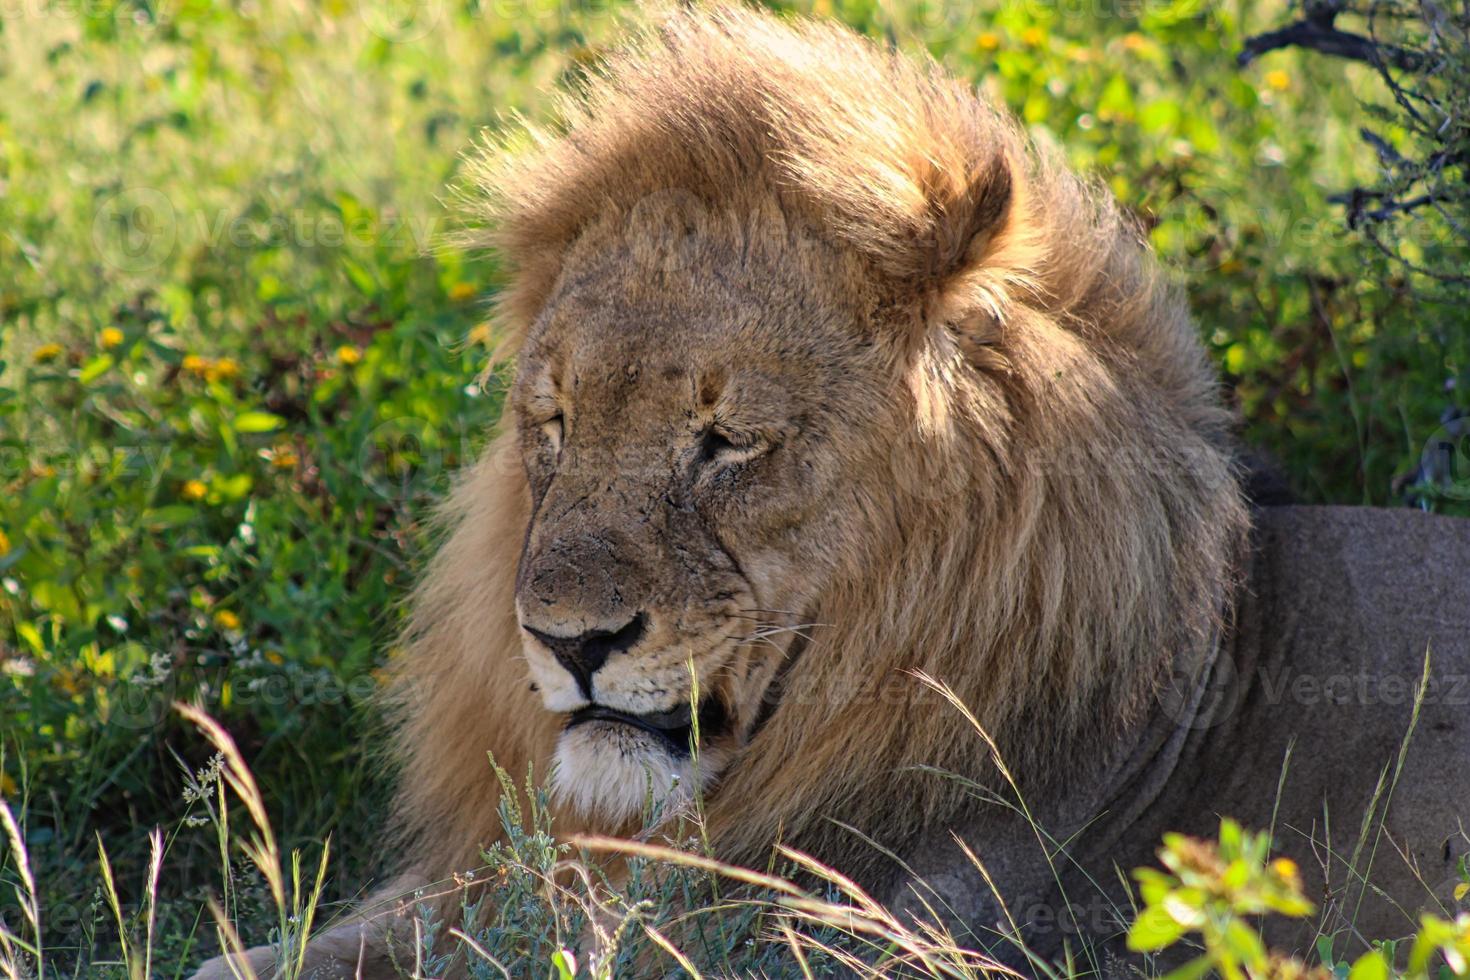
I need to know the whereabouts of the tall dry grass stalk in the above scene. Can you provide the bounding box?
[0,797,41,980]
[573,833,1021,979]
[97,826,164,980]
[175,701,331,980]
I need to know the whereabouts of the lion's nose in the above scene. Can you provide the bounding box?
[523,612,648,699]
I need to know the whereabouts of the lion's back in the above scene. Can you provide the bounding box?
[1204,505,1470,954]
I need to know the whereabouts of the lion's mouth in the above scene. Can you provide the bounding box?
[567,697,729,757]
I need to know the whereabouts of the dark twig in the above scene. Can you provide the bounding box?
[1237,18,1426,70]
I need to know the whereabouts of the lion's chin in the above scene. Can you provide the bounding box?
[550,721,732,826]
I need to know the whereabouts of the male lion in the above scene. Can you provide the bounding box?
[196,6,1470,977]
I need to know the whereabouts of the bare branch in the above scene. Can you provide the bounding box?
[1237,19,1427,70]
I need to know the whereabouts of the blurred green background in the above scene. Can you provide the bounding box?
[0,0,1466,972]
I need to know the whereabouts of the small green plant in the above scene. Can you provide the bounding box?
[430,760,866,979]
[1129,819,1470,980]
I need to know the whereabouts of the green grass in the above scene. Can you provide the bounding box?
[1,0,1467,975]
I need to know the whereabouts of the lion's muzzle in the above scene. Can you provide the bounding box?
[522,612,647,699]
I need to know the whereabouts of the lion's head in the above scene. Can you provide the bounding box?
[507,207,896,818]
[391,5,1249,882]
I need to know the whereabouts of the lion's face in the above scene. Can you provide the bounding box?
[509,214,890,821]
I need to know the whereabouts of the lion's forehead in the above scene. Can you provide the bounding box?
[527,295,873,407]
[526,212,880,368]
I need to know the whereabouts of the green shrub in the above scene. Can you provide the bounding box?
[1129,819,1470,980]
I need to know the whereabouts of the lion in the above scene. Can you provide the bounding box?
[194,6,1470,977]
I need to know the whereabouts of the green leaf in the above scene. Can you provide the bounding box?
[1136,868,1174,906]
[1139,99,1181,134]
[216,473,254,500]
[1163,891,1207,928]
[234,411,285,433]
[550,948,576,980]
[78,354,115,384]
[1128,905,1189,952]
[1348,950,1389,980]
[1223,919,1268,971]
[342,255,379,297]
[1160,955,1215,980]
[1098,73,1134,119]
[16,621,44,655]
[1219,818,1242,855]
[143,505,198,528]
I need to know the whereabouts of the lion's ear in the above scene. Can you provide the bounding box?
[773,78,1018,305]
[917,149,1014,290]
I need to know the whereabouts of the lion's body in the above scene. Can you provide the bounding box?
[1156,505,1470,954]
[192,7,1470,979]
[901,505,1470,966]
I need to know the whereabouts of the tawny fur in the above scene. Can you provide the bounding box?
[396,3,1245,892]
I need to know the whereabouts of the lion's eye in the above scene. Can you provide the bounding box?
[698,426,766,470]
[541,414,564,455]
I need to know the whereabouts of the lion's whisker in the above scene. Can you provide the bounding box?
[743,623,828,643]
[722,632,794,656]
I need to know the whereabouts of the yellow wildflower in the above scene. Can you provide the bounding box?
[100,327,125,349]
[182,354,212,375]
[1271,856,1300,881]
[265,651,284,665]
[213,609,241,631]
[182,479,208,501]
[207,357,240,381]
[33,342,63,363]
[336,344,363,366]
[467,323,493,346]
[0,529,10,556]
[975,31,1001,52]
[1265,69,1290,92]
[448,282,477,302]
[1021,26,1045,47]
[0,772,16,798]
[1122,32,1149,53]
[268,445,299,469]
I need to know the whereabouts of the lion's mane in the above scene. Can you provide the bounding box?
[386,5,1248,889]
